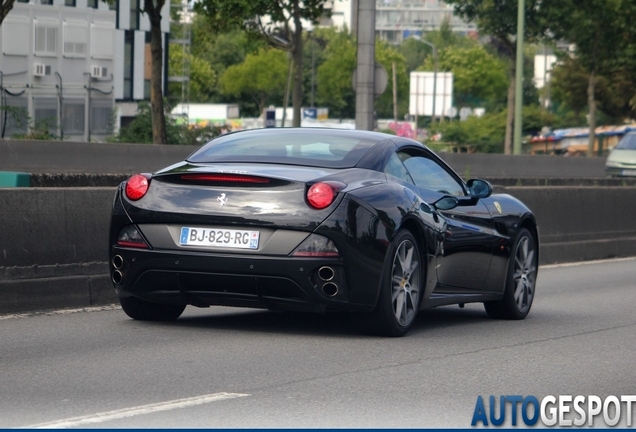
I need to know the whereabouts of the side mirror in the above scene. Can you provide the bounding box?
[433,196,459,211]
[466,179,492,199]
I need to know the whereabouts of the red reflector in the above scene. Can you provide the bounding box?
[307,182,336,209]
[125,174,150,201]
[292,251,340,257]
[181,174,270,183]
[117,240,148,249]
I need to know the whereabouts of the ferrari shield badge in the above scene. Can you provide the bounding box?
[493,201,502,214]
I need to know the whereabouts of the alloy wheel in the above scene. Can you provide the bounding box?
[512,236,536,313]
[391,239,421,327]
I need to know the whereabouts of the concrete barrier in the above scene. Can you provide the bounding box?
[502,187,636,264]
[0,139,199,174]
[1,138,609,178]
[1,186,635,314]
[0,188,116,313]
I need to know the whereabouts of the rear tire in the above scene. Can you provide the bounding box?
[119,297,185,321]
[352,230,423,337]
[484,228,537,320]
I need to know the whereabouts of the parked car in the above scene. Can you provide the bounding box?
[606,131,636,177]
[109,128,538,337]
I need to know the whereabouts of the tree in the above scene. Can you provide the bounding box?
[109,101,224,145]
[193,0,330,126]
[444,0,548,154]
[419,44,508,110]
[168,47,217,103]
[399,37,431,74]
[219,48,288,114]
[375,40,409,119]
[189,19,267,100]
[0,0,16,25]
[141,0,169,144]
[315,29,356,118]
[542,0,627,156]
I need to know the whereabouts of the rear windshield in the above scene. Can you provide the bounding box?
[616,133,636,150]
[187,129,380,168]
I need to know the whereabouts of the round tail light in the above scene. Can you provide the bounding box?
[125,174,150,201]
[307,182,344,209]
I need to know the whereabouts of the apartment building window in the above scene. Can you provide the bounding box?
[0,97,28,138]
[90,99,114,134]
[62,99,86,135]
[34,19,59,56]
[87,0,97,8]
[65,0,76,6]
[123,30,134,100]
[39,0,54,5]
[3,16,30,55]
[34,98,58,136]
[129,0,139,30]
[91,22,115,59]
[63,21,87,58]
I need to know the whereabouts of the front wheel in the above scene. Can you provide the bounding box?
[352,230,423,337]
[119,297,186,321]
[484,228,537,320]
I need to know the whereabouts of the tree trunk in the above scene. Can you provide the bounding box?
[259,95,266,118]
[504,73,515,155]
[587,72,596,157]
[145,0,167,144]
[291,0,303,128]
[0,0,17,24]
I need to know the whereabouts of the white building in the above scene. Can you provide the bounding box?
[0,0,169,141]
[324,0,476,44]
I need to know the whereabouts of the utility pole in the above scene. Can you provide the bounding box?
[421,39,438,125]
[513,0,525,155]
[354,0,375,130]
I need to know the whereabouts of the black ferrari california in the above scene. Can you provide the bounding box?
[109,128,538,336]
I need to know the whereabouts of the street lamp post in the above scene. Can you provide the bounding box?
[513,0,525,154]
[421,40,438,125]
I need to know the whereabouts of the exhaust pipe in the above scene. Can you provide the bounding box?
[112,270,123,285]
[322,282,338,297]
[112,255,124,269]
[318,266,335,281]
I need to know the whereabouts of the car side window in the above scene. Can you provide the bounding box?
[399,152,465,196]
[384,153,414,184]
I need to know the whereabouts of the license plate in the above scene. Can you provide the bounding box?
[621,169,636,177]
[179,227,260,249]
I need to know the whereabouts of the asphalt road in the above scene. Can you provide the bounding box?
[1,257,635,428]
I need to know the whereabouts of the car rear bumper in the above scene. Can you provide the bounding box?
[110,246,373,313]
[605,166,636,177]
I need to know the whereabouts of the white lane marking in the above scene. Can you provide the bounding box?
[541,256,636,269]
[0,304,121,321]
[26,392,250,429]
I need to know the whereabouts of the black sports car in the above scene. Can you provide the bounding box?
[109,128,538,336]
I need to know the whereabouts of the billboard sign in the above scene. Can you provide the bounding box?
[409,71,453,117]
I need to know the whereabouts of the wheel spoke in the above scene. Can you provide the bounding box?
[394,291,405,323]
[514,279,525,308]
[524,249,535,270]
[392,286,401,302]
[520,238,529,260]
[406,289,417,310]
[398,244,414,279]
